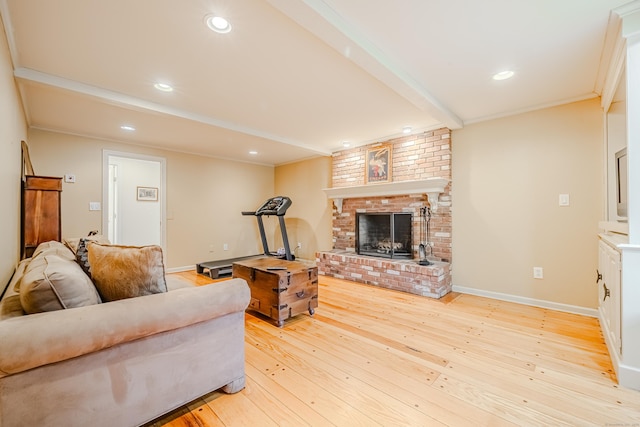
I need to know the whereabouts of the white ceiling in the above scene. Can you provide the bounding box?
[0,0,630,166]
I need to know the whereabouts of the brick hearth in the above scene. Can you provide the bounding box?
[316,250,451,298]
[321,128,453,299]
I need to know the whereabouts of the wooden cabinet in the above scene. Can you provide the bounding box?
[598,238,622,356]
[22,176,62,259]
[232,257,318,327]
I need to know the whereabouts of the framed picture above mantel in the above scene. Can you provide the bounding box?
[366,144,392,184]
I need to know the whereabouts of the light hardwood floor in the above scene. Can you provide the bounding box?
[147,271,640,426]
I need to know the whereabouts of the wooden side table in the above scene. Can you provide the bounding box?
[232,257,318,327]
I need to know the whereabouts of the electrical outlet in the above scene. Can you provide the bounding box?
[297,242,302,249]
[89,202,101,211]
[223,243,229,251]
[533,267,544,279]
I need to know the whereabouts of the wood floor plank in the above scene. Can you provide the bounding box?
[284,316,517,426]
[185,397,225,427]
[243,362,329,427]
[146,271,640,427]
[319,287,613,378]
[245,338,381,427]
[201,387,278,427]
[245,315,447,427]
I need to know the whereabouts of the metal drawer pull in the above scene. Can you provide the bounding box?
[603,283,610,301]
[596,269,602,283]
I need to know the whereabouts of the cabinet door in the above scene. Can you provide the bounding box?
[606,245,621,353]
[598,240,622,355]
[598,241,611,328]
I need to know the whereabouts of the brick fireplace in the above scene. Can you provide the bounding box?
[315,129,452,298]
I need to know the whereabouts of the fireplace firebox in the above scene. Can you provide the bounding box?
[356,212,412,259]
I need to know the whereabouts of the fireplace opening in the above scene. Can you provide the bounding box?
[356,212,412,259]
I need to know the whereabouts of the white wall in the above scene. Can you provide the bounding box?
[452,98,603,310]
[0,17,27,291]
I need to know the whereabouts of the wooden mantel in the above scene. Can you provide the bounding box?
[322,178,449,213]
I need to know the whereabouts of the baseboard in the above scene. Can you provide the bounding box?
[618,362,640,391]
[165,265,197,273]
[452,285,598,317]
[598,308,640,391]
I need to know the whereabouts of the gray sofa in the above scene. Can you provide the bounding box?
[0,241,251,427]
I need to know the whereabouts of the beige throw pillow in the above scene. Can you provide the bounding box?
[20,254,101,314]
[88,243,167,302]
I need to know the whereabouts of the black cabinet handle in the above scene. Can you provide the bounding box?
[603,283,610,301]
[596,269,602,283]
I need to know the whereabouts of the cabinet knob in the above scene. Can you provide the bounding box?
[603,283,610,301]
[596,269,602,283]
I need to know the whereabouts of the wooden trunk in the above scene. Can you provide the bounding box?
[22,176,62,259]
[232,257,318,327]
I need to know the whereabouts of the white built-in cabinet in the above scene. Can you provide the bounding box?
[598,1,640,391]
[597,237,622,357]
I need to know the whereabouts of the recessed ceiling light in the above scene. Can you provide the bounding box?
[493,70,514,81]
[402,126,412,134]
[342,141,350,147]
[249,150,258,155]
[206,15,231,34]
[154,82,173,92]
[120,125,136,131]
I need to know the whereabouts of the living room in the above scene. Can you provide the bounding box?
[1,1,639,425]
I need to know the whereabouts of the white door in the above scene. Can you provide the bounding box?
[103,151,166,249]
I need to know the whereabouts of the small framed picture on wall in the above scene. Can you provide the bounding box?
[366,144,392,184]
[137,186,158,201]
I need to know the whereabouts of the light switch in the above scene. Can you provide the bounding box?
[559,194,570,207]
[89,202,101,211]
[533,267,544,279]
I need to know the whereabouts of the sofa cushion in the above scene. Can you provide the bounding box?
[88,243,167,302]
[19,254,102,314]
[0,259,30,319]
[31,240,76,262]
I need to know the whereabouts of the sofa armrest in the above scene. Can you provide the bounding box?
[0,278,250,377]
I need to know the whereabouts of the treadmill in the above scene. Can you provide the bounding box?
[242,196,294,261]
[196,196,294,278]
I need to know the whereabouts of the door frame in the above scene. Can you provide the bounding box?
[102,150,167,252]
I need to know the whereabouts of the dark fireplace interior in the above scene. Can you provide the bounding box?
[356,212,412,259]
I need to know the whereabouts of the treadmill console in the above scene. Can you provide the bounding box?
[254,196,292,216]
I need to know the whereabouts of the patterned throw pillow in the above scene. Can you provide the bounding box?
[75,238,93,278]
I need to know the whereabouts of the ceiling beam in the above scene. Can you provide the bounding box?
[267,0,463,130]
[13,67,333,156]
